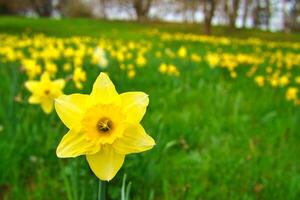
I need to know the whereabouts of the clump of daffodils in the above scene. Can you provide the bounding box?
[159,63,180,77]
[72,67,86,89]
[55,73,155,181]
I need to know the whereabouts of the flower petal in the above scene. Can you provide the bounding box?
[120,92,149,123]
[25,81,39,93]
[57,129,100,158]
[55,94,89,130]
[86,146,125,181]
[28,95,40,104]
[41,100,53,114]
[113,124,155,154]
[41,72,50,83]
[53,79,65,90]
[90,73,120,105]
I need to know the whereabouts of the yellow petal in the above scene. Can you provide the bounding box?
[41,72,50,83]
[86,146,125,181]
[120,92,149,123]
[57,129,100,158]
[113,124,155,154]
[25,81,39,93]
[28,95,40,104]
[53,79,65,90]
[90,73,120,105]
[55,94,89,130]
[41,100,53,114]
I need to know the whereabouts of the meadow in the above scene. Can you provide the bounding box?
[0,17,300,200]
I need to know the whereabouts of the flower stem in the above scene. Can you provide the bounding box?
[98,180,107,200]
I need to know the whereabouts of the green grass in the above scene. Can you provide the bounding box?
[0,16,300,200]
[0,16,300,42]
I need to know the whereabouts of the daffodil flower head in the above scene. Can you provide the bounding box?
[55,73,155,181]
[25,72,65,114]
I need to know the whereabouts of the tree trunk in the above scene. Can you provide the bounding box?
[99,0,107,19]
[203,0,216,35]
[133,0,152,21]
[30,0,53,17]
[265,0,270,30]
[242,0,250,28]
[228,0,240,30]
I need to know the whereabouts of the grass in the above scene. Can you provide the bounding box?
[0,16,300,42]
[0,16,300,200]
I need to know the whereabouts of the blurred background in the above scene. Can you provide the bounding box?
[0,0,300,33]
[1,1,300,200]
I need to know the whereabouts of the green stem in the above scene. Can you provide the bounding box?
[98,180,107,200]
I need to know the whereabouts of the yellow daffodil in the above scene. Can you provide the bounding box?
[286,87,298,102]
[168,64,180,76]
[255,76,265,87]
[295,76,300,84]
[191,53,201,62]
[206,53,219,68]
[178,46,187,58]
[22,59,42,79]
[55,73,155,181]
[45,61,57,76]
[127,69,136,79]
[279,75,289,87]
[136,55,146,67]
[159,63,168,74]
[73,67,86,89]
[25,72,65,114]
[63,63,71,72]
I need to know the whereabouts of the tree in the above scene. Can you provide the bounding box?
[0,0,31,15]
[252,0,272,30]
[203,0,216,35]
[286,0,300,32]
[242,0,251,28]
[99,0,107,19]
[29,0,53,17]
[133,0,152,21]
[224,0,240,30]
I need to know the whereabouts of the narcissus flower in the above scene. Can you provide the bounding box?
[25,72,65,114]
[73,67,86,89]
[55,73,155,181]
[286,87,298,103]
[178,46,187,58]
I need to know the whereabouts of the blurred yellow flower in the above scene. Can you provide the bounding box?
[22,59,42,79]
[127,69,136,79]
[206,53,219,68]
[45,62,57,76]
[25,72,65,114]
[73,67,86,89]
[55,73,155,181]
[295,76,300,84]
[168,64,180,76]
[63,63,71,72]
[230,71,237,79]
[286,87,298,102]
[159,63,168,74]
[178,46,187,58]
[255,76,265,87]
[279,75,289,87]
[191,53,201,62]
[136,54,146,67]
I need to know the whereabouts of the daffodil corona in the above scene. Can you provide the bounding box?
[55,73,155,181]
